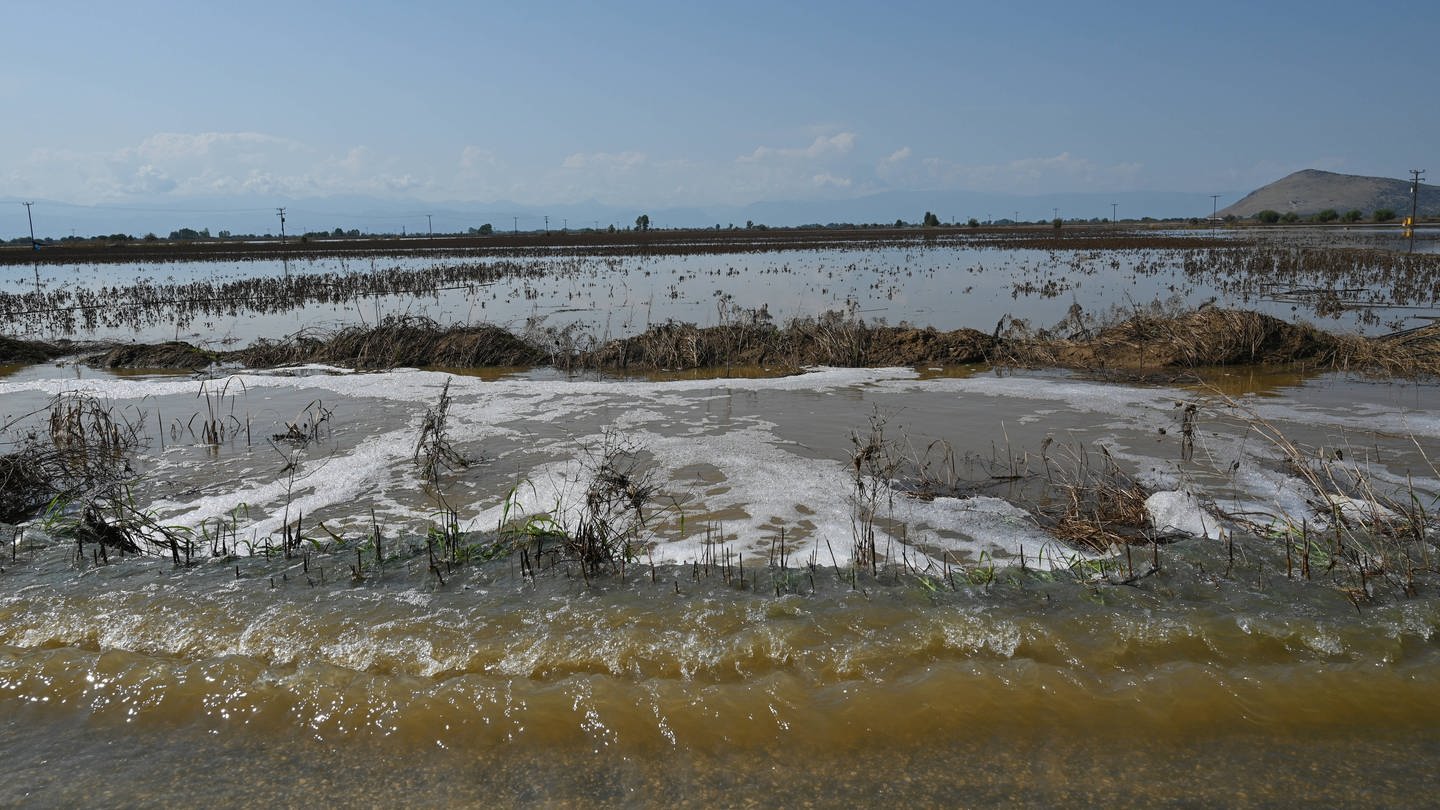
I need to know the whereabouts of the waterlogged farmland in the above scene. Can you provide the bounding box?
[4,229,1439,346]
[2,229,1440,805]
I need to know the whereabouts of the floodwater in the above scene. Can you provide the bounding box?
[3,232,1440,805]
[3,359,1440,805]
[3,232,1438,347]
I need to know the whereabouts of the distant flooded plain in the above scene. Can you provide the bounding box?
[2,231,1439,805]
[3,229,1438,345]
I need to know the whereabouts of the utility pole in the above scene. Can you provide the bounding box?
[22,202,36,249]
[544,215,549,235]
[1111,202,1118,224]
[1409,169,1425,253]
[276,208,287,245]
[513,216,518,234]
[1210,195,1221,223]
[426,213,433,239]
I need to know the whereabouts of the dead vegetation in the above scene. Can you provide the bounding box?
[1041,445,1155,552]
[0,393,175,558]
[995,308,1340,370]
[86,341,220,369]
[9,305,1439,379]
[64,305,1440,377]
[0,335,62,365]
[239,316,547,369]
[574,309,995,371]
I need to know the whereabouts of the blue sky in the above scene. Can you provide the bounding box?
[4,0,1437,213]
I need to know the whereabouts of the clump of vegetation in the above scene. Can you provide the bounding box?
[995,307,1340,371]
[1042,445,1154,552]
[566,431,664,577]
[85,341,219,369]
[577,305,994,372]
[0,393,183,559]
[241,315,547,369]
[1205,390,1440,604]
[414,379,469,489]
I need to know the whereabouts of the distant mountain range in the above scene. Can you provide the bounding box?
[1218,169,1440,219]
[3,187,1228,241]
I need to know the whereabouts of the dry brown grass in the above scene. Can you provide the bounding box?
[85,341,220,369]
[239,316,548,370]
[576,311,994,371]
[997,309,1340,370]
[42,307,1440,379]
[1333,320,1440,378]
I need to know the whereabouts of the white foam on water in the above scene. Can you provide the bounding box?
[878,374,1187,419]
[1245,397,1440,441]
[1145,491,1221,539]
[882,494,1092,569]
[149,426,423,541]
[9,362,1433,573]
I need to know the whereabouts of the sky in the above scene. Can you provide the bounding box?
[4,0,1438,231]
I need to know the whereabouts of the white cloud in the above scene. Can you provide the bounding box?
[339,146,372,172]
[124,132,302,163]
[561,151,647,171]
[812,172,852,188]
[913,152,1143,193]
[884,146,911,164]
[8,132,453,202]
[738,132,857,163]
[459,146,499,170]
[126,164,177,194]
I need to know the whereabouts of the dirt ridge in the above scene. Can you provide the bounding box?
[4,308,1431,378]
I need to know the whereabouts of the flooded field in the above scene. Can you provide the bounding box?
[2,230,1439,805]
[3,229,1438,347]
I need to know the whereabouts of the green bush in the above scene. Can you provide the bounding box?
[1256,210,1281,224]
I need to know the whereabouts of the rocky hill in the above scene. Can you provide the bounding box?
[1219,169,1440,219]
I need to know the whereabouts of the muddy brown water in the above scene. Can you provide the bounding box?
[2,358,1439,806]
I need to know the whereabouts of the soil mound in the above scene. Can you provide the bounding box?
[581,317,994,371]
[1012,309,1339,370]
[866,326,994,366]
[238,318,547,369]
[39,309,1438,379]
[0,336,61,365]
[87,341,219,369]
